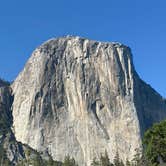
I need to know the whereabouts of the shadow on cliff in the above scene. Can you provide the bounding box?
[133,72,166,137]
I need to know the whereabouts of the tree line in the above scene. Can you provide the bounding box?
[1,120,166,166]
[62,120,166,166]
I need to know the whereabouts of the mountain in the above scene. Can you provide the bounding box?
[1,36,166,165]
[0,79,61,166]
[0,79,24,164]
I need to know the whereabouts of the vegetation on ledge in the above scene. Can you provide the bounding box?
[1,118,166,166]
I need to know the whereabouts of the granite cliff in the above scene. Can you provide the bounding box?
[1,36,166,165]
[0,79,60,165]
[0,80,37,165]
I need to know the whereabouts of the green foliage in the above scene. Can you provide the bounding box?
[125,159,131,166]
[100,151,113,166]
[91,151,126,166]
[62,155,78,166]
[16,147,61,166]
[143,120,166,165]
[91,157,100,166]
[90,149,153,166]
[45,156,61,166]
[32,153,43,166]
[0,108,11,134]
[2,118,166,166]
[0,144,11,166]
[17,155,61,166]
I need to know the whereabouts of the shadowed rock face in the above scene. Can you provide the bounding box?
[11,36,166,165]
[0,80,58,165]
[0,81,25,164]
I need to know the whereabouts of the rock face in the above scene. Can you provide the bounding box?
[11,36,166,165]
[0,80,25,165]
[0,79,58,165]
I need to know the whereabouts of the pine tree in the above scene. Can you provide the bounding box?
[100,151,112,166]
[143,120,166,165]
[125,159,131,166]
[91,151,114,166]
[62,155,78,166]
[91,157,100,166]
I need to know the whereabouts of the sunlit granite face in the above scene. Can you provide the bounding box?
[11,36,166,165]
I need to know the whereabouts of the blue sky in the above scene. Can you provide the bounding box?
[0,0,165,97]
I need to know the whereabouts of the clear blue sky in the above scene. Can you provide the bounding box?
[0,0,165,97]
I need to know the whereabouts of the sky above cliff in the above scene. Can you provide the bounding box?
[0,0,165,97]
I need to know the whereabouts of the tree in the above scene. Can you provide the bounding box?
[100,151,113,166]
[143,120,166,165]
[91,157,100,166]
[32,154,43,166]
[0,145,11,166]
[125,158,131,166]
[91,151,114,166]
[62,155,78,166]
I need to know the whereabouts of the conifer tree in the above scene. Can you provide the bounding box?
[125,159,131,166]
[62,155,78,166]
[143,120,166,165]
[91,157,100,166]
[100,151,112,166]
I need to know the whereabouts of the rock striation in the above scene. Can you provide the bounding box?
[0,79,59,165]
[0,79,24,164]
[11,36,166,165]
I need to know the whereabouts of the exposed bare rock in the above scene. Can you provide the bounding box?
[11,36,166,165]
[0,80,54,165]
[0,81,25,165]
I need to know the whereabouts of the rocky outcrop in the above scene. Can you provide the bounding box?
[0,80,55,165]
[11,36,166,165]
[133,77,166,136]
[0,80,24,165]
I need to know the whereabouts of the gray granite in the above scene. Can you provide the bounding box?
[11,36,166,165]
